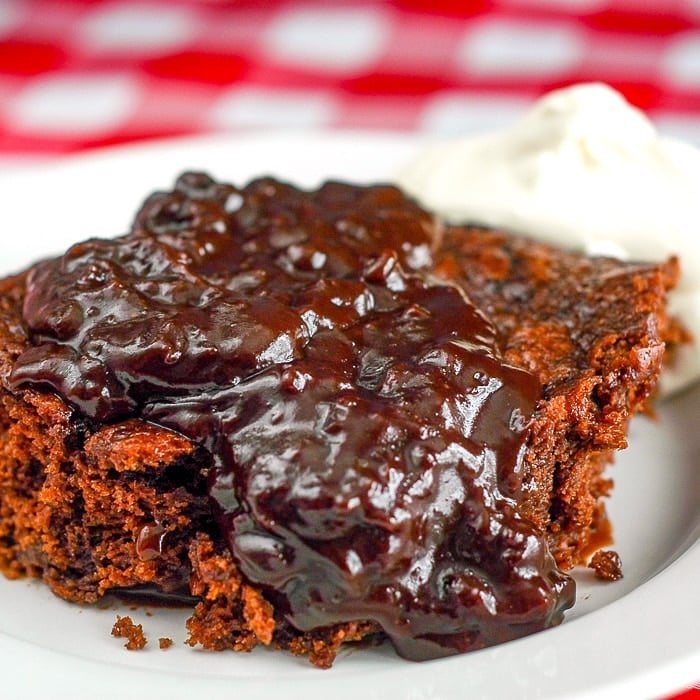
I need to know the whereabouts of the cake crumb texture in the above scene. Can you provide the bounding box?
[589,550,624,581]
[112,615,147,650]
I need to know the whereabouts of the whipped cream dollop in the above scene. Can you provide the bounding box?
[397,83,700,395]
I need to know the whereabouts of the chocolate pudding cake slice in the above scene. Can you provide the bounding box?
[0,173,680,667]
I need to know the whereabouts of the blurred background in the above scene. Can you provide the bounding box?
[0,0,699,170]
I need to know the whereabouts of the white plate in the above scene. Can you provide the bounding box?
[0,133,698,700]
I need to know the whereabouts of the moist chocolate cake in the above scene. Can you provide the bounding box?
[0,173,681,667]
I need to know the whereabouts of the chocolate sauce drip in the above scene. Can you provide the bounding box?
[9,173,574,660]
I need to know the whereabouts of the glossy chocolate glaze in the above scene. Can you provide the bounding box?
[9,173,574,660]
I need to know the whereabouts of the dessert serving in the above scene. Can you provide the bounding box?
[0,165,682,667]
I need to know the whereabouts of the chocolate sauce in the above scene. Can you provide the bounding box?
[8,173,574,660]
[136,522,167,562]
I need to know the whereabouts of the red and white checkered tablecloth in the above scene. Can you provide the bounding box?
[0,1,699,697]
[0,0,700,163]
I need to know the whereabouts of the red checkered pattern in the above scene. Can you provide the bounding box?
[0,2,698,695]
[0,0,699,158]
